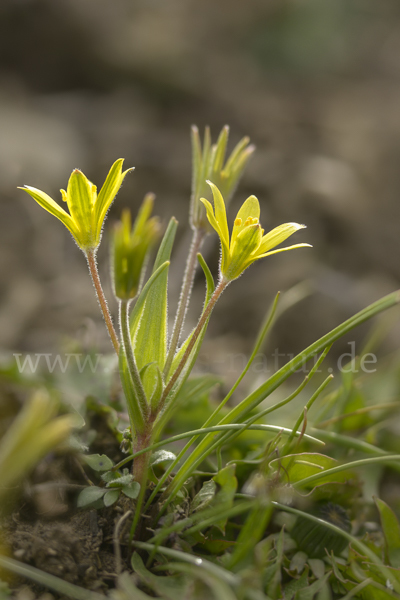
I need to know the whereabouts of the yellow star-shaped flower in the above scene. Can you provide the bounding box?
[19,159,133,252]
[201,182,311,281]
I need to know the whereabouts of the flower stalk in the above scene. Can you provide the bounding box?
[86,250,120,354]
[157,277,229,417]
[165,126,254,376]
[164,227,205,377]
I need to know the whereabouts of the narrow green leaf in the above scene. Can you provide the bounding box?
[224,135,252,174]
[167,253,215,378]
[294,455,400,489]
[119,350,146,434]
[375,497,400,568]
[212,464,237,532]
[150,365,164,412]
[197,252,215,298]
[153,253,215,434]
[157,374,220,436]
[207,291,280,429]
[212,125,229,173]
[129,260,170,338]
[175,375,221,406]
[166,290,400,500]
[133,218,178,397]
[138,362,162,410]
[116,571,155,599]
[0,555,105,600]
[132,542,239,587]
[151,501,253,545]
[226,291,400,425]
[191,126,202,199]
[131,552,188,600]
[227,501,272,570]
[116,424,323,476]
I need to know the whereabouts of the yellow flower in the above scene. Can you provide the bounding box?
[201,182,311,281]
[19,159,133,252]
[112,195,161,301]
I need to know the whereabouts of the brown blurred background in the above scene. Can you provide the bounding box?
[1,0,400,375]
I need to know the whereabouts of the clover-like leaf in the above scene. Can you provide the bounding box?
[84,454,114,472]
[104,489,120,507]
[77,486,106,508]
[122,481,141,499]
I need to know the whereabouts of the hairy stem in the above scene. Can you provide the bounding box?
[86,250,119,354]
[164,227,205,377]
[119,299,149,432]
[157,277,228,417]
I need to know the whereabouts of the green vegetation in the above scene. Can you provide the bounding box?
[1,126,400,599]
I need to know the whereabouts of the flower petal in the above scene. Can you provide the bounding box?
[231,195,260,248]
[225,223,262,280]
[200,198,230,271]
[95,159,134,244]
[256,243,312,260]
[19,186,80,241]
[223,136,251,174]
[212,125,229,173]
[67,169,96,249]
[200,198,220,236]
[257,223,306,255]
[206,181,229,248]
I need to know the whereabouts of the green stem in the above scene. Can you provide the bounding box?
[164,227,205,377]
[281,373,333,455]
[86,249,119,354]
[112,423,324,472]
[119,299,148,432]
[0,555,105,600]
[310,427,399,457]
[156,277,228,416]
[294,454,400,489]
[132,541,239,586]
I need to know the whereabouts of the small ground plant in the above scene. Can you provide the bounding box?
[1,127,400,599]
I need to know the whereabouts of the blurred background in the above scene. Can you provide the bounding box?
[1,0,400,380]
